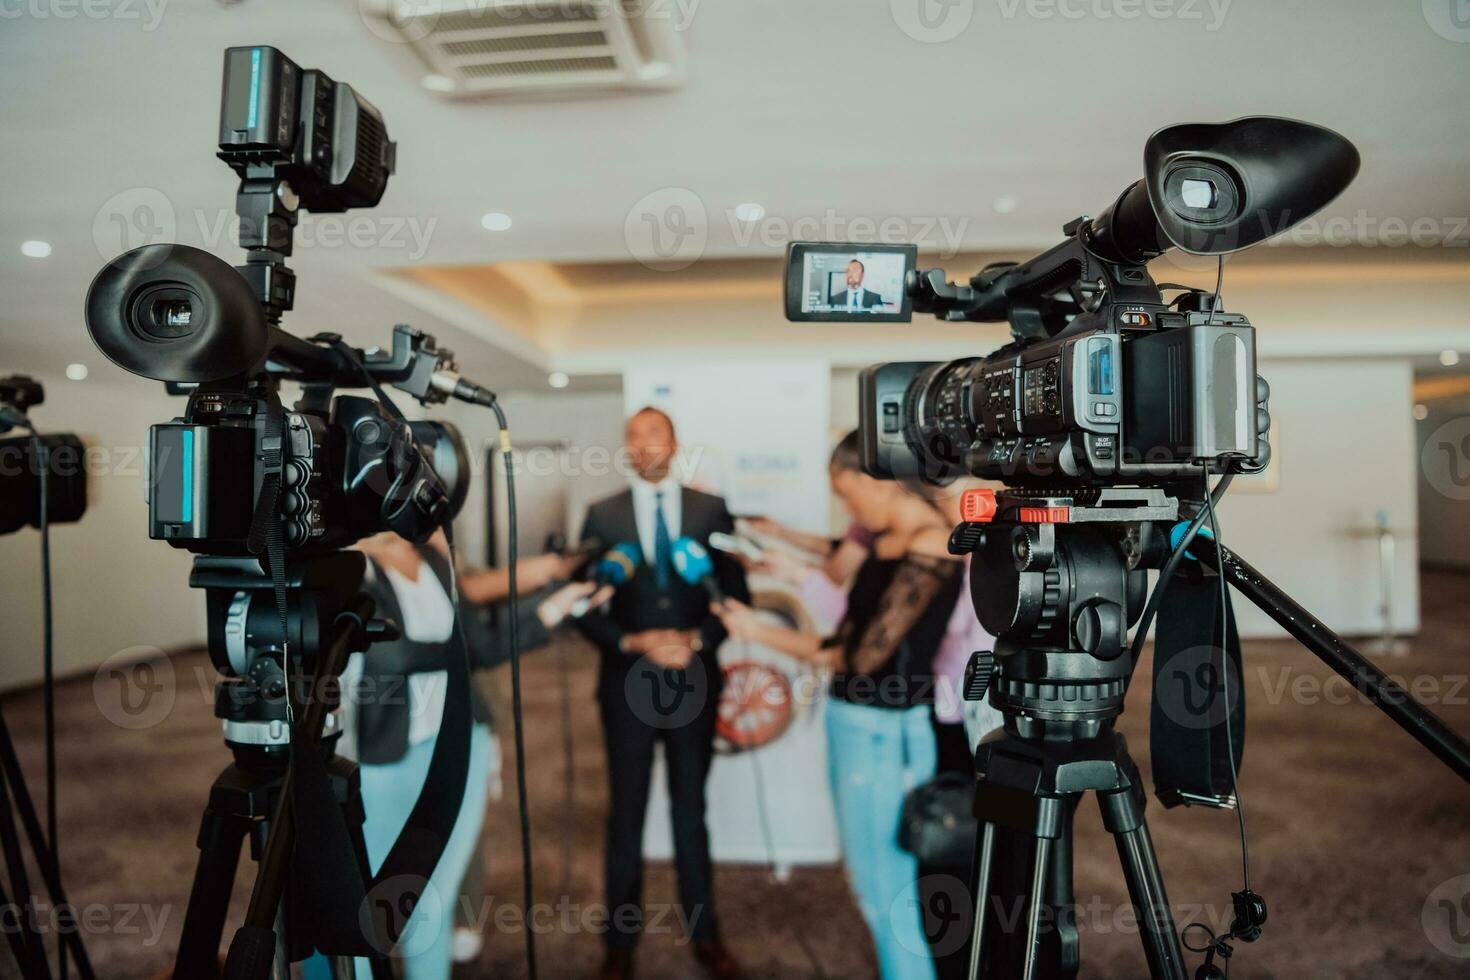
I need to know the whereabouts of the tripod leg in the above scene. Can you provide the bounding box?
[1046,800,1080,978]
[967,822,995,980]
[1020,837,1051,980]
[174,807,252,978]
[0,875,50,980]
[1099,788,1187,980]
[0,772,52,979]
[346,814,394,980]
[0,706,95,979]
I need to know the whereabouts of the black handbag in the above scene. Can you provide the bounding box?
[893,640,977,870]
[899,771,977,870]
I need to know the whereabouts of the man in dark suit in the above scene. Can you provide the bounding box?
[828,258,884,309]
[578,407,749,980]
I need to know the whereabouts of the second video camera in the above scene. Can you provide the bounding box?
[786,116,1360,487]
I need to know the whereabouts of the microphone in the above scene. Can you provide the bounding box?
[570,542,640,617]
[709,530,764,563]
[671,537,724,603]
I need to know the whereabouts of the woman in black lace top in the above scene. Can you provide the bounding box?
[713,432,960,980]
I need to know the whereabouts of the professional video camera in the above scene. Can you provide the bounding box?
[0,375,87,535]
[83,47,502,979]
[788,118,1366,487]
[0,376,94,979]
[786,117,1470,980]
[86,45,482,557]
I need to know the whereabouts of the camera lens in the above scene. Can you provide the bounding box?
[1179,178,1218,210]
[129,285,200,341]
[158,301,192,330]
[1162,163,1238,224]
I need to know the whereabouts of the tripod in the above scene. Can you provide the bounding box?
[956,488,1470,980]
[0,701,97,979]
[959,498,1186,980]
[173,553,395,980]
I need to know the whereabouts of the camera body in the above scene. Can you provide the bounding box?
[859,301,1267,486]
[147,381,466,555]
[86,47,469,559]
[0,376,88,536]
[788,117,1362,489]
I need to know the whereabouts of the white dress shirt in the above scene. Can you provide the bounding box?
[630,475,682,566]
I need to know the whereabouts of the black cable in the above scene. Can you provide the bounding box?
[1203,482,1251,893]
[490,400,538,980]
[339,345,538,978]
[557,642,576,903]
[25,428,64,979]
[1206,255,1225,326]
[1127,473,1234,666]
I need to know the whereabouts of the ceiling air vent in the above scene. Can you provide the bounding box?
[366,0,688,98]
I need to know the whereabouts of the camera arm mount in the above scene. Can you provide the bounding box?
[908,202,1165,342]
[232,169,304,325]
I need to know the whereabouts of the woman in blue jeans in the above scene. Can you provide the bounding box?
[715,433,962,979]
[304,533,605,979]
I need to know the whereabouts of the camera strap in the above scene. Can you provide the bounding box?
[243,391,377,953]
[245,392,292,647]
[254,352,474,959]
[1149,562,1246,806]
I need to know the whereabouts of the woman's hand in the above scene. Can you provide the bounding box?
[537,581,614,628]
[743,516,784,539]
[711,598,761,640]
[750,548,811,587]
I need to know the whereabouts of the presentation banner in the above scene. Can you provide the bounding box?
[623,361,840,866]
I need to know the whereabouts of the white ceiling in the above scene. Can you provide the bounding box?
[3,0,1468,390]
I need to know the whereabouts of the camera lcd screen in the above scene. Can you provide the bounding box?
[784,242,916,323]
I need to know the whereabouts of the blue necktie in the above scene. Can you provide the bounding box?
[653,490,673,589]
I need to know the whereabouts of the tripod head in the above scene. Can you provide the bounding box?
[953,486,1179,739]
[192,551,398,758]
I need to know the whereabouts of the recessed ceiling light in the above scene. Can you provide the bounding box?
[21,240,51,258]
[421,74,456,93]
[992,196,1019,215]
[1440,349,1461,367]
[1413,403,1429,421]
[734,202,765,223]
[481,212,513,232]
[65,363,88,381]
[548,371,570,389]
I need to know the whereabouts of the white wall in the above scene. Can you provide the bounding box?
[1215,359,1420,637]
[832,358,1422,640]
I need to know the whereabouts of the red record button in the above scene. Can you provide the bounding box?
[960,488,997,523]
[1019,505,1071,524]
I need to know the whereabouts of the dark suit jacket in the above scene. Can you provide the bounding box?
[830,286,883,309]
[576,486,750,681]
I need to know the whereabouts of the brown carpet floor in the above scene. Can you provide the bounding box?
[4,571,1470,979]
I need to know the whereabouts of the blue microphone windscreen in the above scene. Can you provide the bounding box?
[670,537,713,584]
